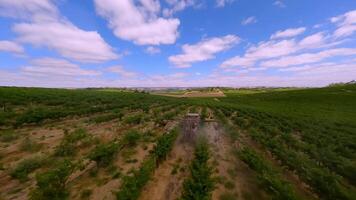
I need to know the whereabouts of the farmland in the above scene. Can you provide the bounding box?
[0,85,355,200]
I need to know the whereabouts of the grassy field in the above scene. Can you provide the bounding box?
[221,85,356,126]
[0,85,355,200]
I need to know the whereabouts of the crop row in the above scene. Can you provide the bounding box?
[116,128,179,200]
[217,107,356,200]
[180,138,215,200]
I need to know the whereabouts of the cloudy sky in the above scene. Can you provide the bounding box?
[0,0,355,88]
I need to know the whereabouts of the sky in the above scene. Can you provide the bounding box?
[0,0,356,88]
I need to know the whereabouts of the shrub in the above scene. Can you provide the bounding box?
[55,128,89,157]
[11,156,44,182]
[153,129,178,164]
[30,160,75,200]
[121,130,141,146]
[88,141,120,167]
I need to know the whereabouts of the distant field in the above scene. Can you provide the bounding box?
[220,85,356,126]
[154,89,226,98]
[0,86,355,200]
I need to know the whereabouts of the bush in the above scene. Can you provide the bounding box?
[30,160,75,200]
[11,156,44,182]
[153,129,178,163]
[55,128,89,157]
[88,141,120,167]
[121,130,141,146]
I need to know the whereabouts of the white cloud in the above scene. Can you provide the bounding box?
[0,0,118,63]
[221,39,298,68]
[241,16,257,25]
[270,27,306,39]
[169,35,240,68]
[0,0,58,20]
[298,32,325,48]
[107,65,138,78]
[273,1,286,8]
[331,10,356,38]
[21,58,100,76]
[13,22,119,63]
[0,40,24,54]
[216,0,235,8]
[94,0,180,45]
[145,46,161,54]
[221,31,329,68]
[260,48,356,68]
[163,0,195,17]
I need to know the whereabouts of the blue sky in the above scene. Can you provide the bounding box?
[0,0,355,88]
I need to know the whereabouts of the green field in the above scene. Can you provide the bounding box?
[0,85,355,200]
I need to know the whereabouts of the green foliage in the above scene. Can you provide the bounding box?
[88,111,123,124]
[238,147,298,200]
[116,157,156,200]
[181,139,215,200]
[11,156,45,182]
[55,128,89,157]
[88,141,120,167]
[153,129,178,163]
[124,114,143,125]
[121,130,141,146]
[0,87,177,128]
[116,128,179,200]
[201,107,207,120]
[30,160,75,200]
[20,137,42,152]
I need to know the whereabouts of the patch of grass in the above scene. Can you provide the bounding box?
[20,137,42,152]
[10,156,45,182]
[88,141,120,167]
[124,114,143,125]
[0,130,18,142]
[55,128,90,157]
[30,160,75,200]
[121,130,141,146]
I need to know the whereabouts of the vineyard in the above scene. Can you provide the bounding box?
[0,85,355,200]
